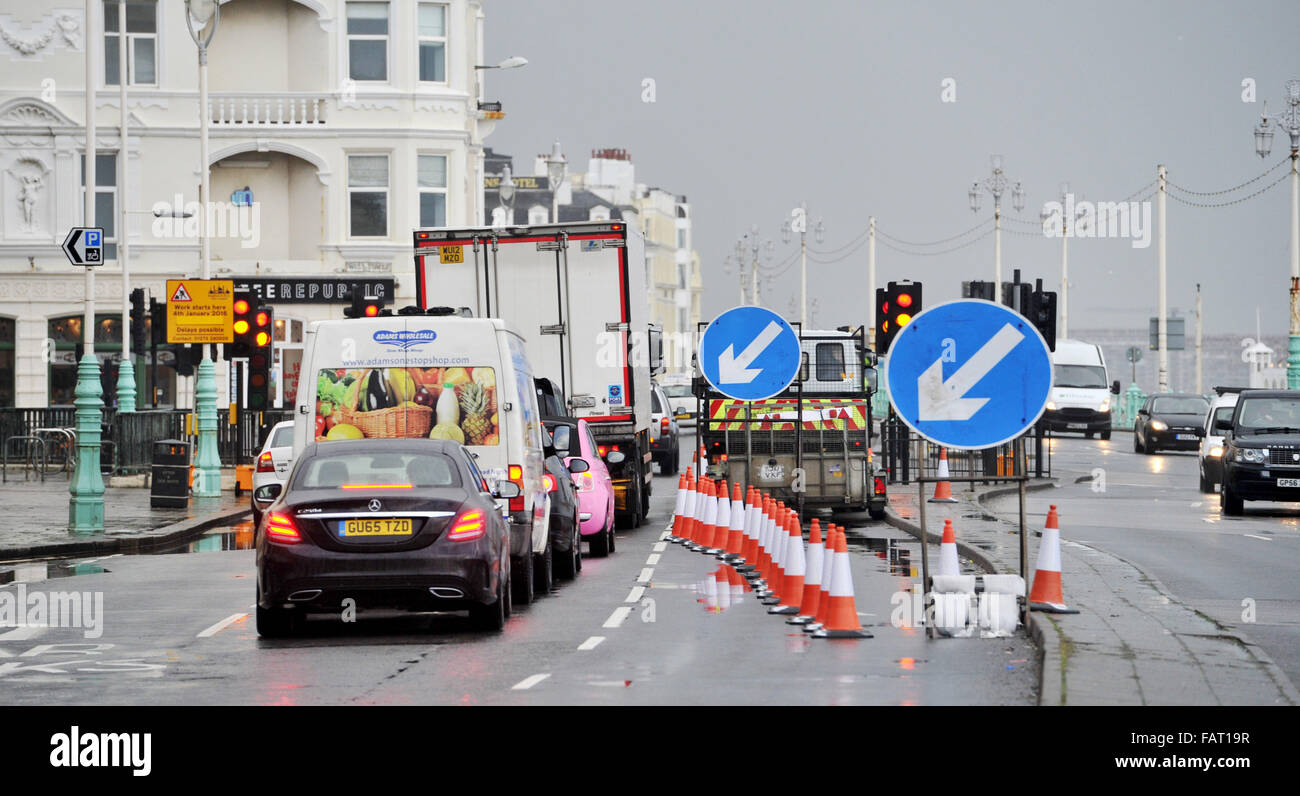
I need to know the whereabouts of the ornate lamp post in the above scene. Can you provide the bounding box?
[496,164,516,224]
[781,205,822,327]
[1253,79,1300,388]
[185,0,223,497]
[545,140,567,224]
[969,155,1025,296]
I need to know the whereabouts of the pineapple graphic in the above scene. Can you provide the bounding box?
[458,382,492,445]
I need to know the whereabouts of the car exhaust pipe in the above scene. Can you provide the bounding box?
[287,589,322,602]
[429,587,464,599]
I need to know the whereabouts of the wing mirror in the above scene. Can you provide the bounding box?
[493,481,521,499]
[253,484,281,502]
[1213,417,1233,433]
[1110,380,1121,395]
[568,457,590,474]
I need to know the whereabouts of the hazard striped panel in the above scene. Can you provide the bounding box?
[706,399,868,431]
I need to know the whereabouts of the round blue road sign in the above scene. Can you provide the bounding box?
[883,299,1052,450]
[698,305,802,402]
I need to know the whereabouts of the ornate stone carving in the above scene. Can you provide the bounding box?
[0,11,81,57]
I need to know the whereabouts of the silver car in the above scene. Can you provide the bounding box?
[251,421,294,524]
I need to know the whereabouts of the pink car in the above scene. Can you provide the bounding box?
[543,418,617,557]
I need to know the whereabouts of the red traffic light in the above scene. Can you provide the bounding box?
[255,311,270,327]
[896,293,913,308]
[233,299,250,315]
[364,304,379,317]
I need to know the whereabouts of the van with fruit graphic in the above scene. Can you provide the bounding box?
[293,314,555,605]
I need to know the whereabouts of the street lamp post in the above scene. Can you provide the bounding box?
[1253,79,1300,389]
[71,0,104,533]
[1041,182,1085,339]
[782,204,822,327]
[115,0,136,413]
[545,140,567,224]
[497,164,516,223]
[743,226,774,307]
[185,0,222,498]
[969,155,1025,297]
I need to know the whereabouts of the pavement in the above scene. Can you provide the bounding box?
[884,437,1300,706]
[0,472,249,561]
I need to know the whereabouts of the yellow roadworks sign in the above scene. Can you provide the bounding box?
[167,279,234,344]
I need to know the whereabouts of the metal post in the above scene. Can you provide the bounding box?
[115,0,135,413]
[71,0,105,533]
[1195,284,1203,394]
[799,205,808,329]
[994,200,1002,296]
[867,215,876,351]
[917,479,931,639]
[1060,207,1069,339]
[1290,149,1300,388]
[1157,164,1169,392]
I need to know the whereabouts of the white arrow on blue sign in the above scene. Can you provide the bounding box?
[883,299,1052,450]
[698,305,802,402]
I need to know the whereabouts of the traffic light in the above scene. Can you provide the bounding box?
[1028,286,1058,352]
[963,280,997,301]
[246,304,274,410]
[344,285,381,319]
[129,288,146,353]
[149,298,166,345]
[877,280,922,354]
[227,291,256,359]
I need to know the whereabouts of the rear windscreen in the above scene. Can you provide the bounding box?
[269,425,293,448]
[313,366,500,446]
[294,451,460,489]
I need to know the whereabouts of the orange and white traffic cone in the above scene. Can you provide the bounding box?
[805,524,838,633]
[938,518,960,577]
[1029,505,1079,613]
[929,447,958,503]
[688,479,715,551]
[673,470,696,545]
[739,489,762,578]
[770,512,806,615]
[813,524,872,638]
[706,480,731,553]
[789,518,824,625]
[669,472,688,541]
[760,507,788,604]
[754,496,775,587]
[722,483,746,560]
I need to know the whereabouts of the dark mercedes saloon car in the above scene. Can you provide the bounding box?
[255,438,519,636]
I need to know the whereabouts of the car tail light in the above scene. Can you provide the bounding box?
[573,471,595,492]
[597,445,607,458]
[873,477,886,495]
[660,417,670,434]
[265,512,301,544]
[256,451,275,473]
[543,474,557,492]
[508,464,525,512]
[447,509,487,542]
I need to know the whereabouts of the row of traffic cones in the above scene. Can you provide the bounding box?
[668,468,871,638]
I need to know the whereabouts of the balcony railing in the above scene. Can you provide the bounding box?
[210,93,327,127]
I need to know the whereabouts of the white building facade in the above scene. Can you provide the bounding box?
[0,0,502,409]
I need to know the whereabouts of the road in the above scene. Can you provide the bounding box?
[986,434,1300,690]
[0,434,1037,705]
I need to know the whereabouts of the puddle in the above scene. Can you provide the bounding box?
[694,564,749,614]
[844,535,916,576]
[154,521,256,555]
[0,560,109,586]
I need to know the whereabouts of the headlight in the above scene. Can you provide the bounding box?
[1235,448,1266,464]
[1150,420,1168,432]
[1099,400,1111,412]
[1208,446,1224,458]
[1045,401,1056,411]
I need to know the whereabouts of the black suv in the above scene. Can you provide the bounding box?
[1218,390,1300,515]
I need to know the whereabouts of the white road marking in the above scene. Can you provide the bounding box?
[511,673,551,690]
[577,636,605,651]
[646,553,661,566]
[637,568,654,584]
[653,542,667,552]
[197,613,248,638]
[0,626,44,641]
[625,586,645,603]
[659,531,670,541]
[1243,534,1272,542]
[603,607,633,628]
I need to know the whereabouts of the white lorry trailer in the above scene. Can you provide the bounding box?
[413,221,660,528]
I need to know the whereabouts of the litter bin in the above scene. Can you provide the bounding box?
[150,439,191,508]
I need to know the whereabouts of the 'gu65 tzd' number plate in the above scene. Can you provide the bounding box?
[338,518,413,537]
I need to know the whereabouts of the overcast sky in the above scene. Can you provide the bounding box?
[482,0,1300,335]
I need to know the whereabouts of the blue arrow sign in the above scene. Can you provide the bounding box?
[884,299,1052,450]
[698,305,801,401]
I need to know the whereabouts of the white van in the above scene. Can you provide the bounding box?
[1042,338,1120,439]
[292,312,551,602]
